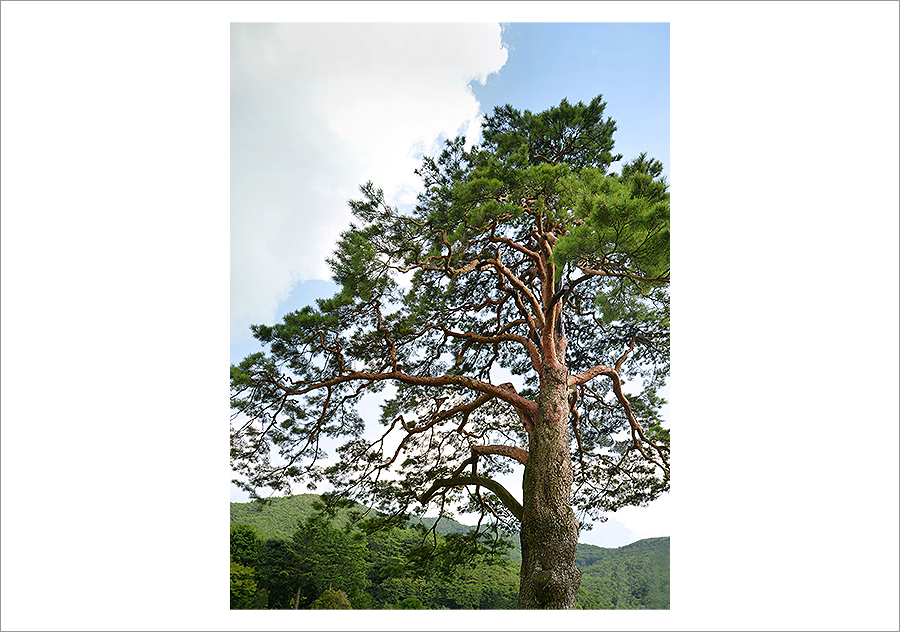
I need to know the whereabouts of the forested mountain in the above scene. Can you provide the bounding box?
[576,537,669,609]
[230,494,668,609]
[231,493,473,541]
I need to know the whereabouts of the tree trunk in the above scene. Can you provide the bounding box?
[517,363,581,609]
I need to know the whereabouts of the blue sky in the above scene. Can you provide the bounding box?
[230,22,671,547]
[472,23,669,175]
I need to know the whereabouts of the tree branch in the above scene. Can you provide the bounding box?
[420,475,524,522]
[567,364,669,478]
[437,325,540,372]
[282,370,537,419]
[472,443,528,465]
[567,363,615,388]
[577,263,670,284]
[486,254,545,331]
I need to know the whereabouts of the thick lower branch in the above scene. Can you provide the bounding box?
[472,444,528,465]
[420,475,523,522]
[285,370,538,419]
[567,363,615,388]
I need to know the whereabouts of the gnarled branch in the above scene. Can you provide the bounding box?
[568,363,669,479]
[420,475,523,522]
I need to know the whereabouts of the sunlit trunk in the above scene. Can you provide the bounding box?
[517,363,581,609]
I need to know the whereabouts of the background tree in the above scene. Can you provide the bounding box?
[230,560,260,609]
[309,588,353,609]
[231,95,670,609]
[229,524,268,608]
[252,538,301,609]
[289,514,372,609]
[230,523,262,566]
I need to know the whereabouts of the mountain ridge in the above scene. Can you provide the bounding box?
[230,492,666,554]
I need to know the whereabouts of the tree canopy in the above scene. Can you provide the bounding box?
[231,95,670,608]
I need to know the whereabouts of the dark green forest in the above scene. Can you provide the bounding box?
[230,494,668,610]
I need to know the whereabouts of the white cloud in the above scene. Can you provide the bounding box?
[231,23,508,344]
[612,493,672,542]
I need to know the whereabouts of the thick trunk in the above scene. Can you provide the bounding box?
[517,363,581,609]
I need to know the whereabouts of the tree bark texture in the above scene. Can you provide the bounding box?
[517,363,581,609]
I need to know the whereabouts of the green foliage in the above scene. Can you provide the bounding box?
[310,588,353,609]
[254,539,302,609]
[389,597,426,610]
[290,514,372,609]
[230,523,261,565]
[230,560,259,609]
[552,154,669,281]
[396,524,516,581]
[369,551,520,609]
[575,537,670,609]
[230,494,668,610]
[230,494,366,541]
[480,96,622,173]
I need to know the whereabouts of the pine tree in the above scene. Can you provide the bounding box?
[231,95,670,609]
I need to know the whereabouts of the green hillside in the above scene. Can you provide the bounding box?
[230,494,474,541]
[230,494,359,540]
[576,537,670,609]
[230,494,669,609]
